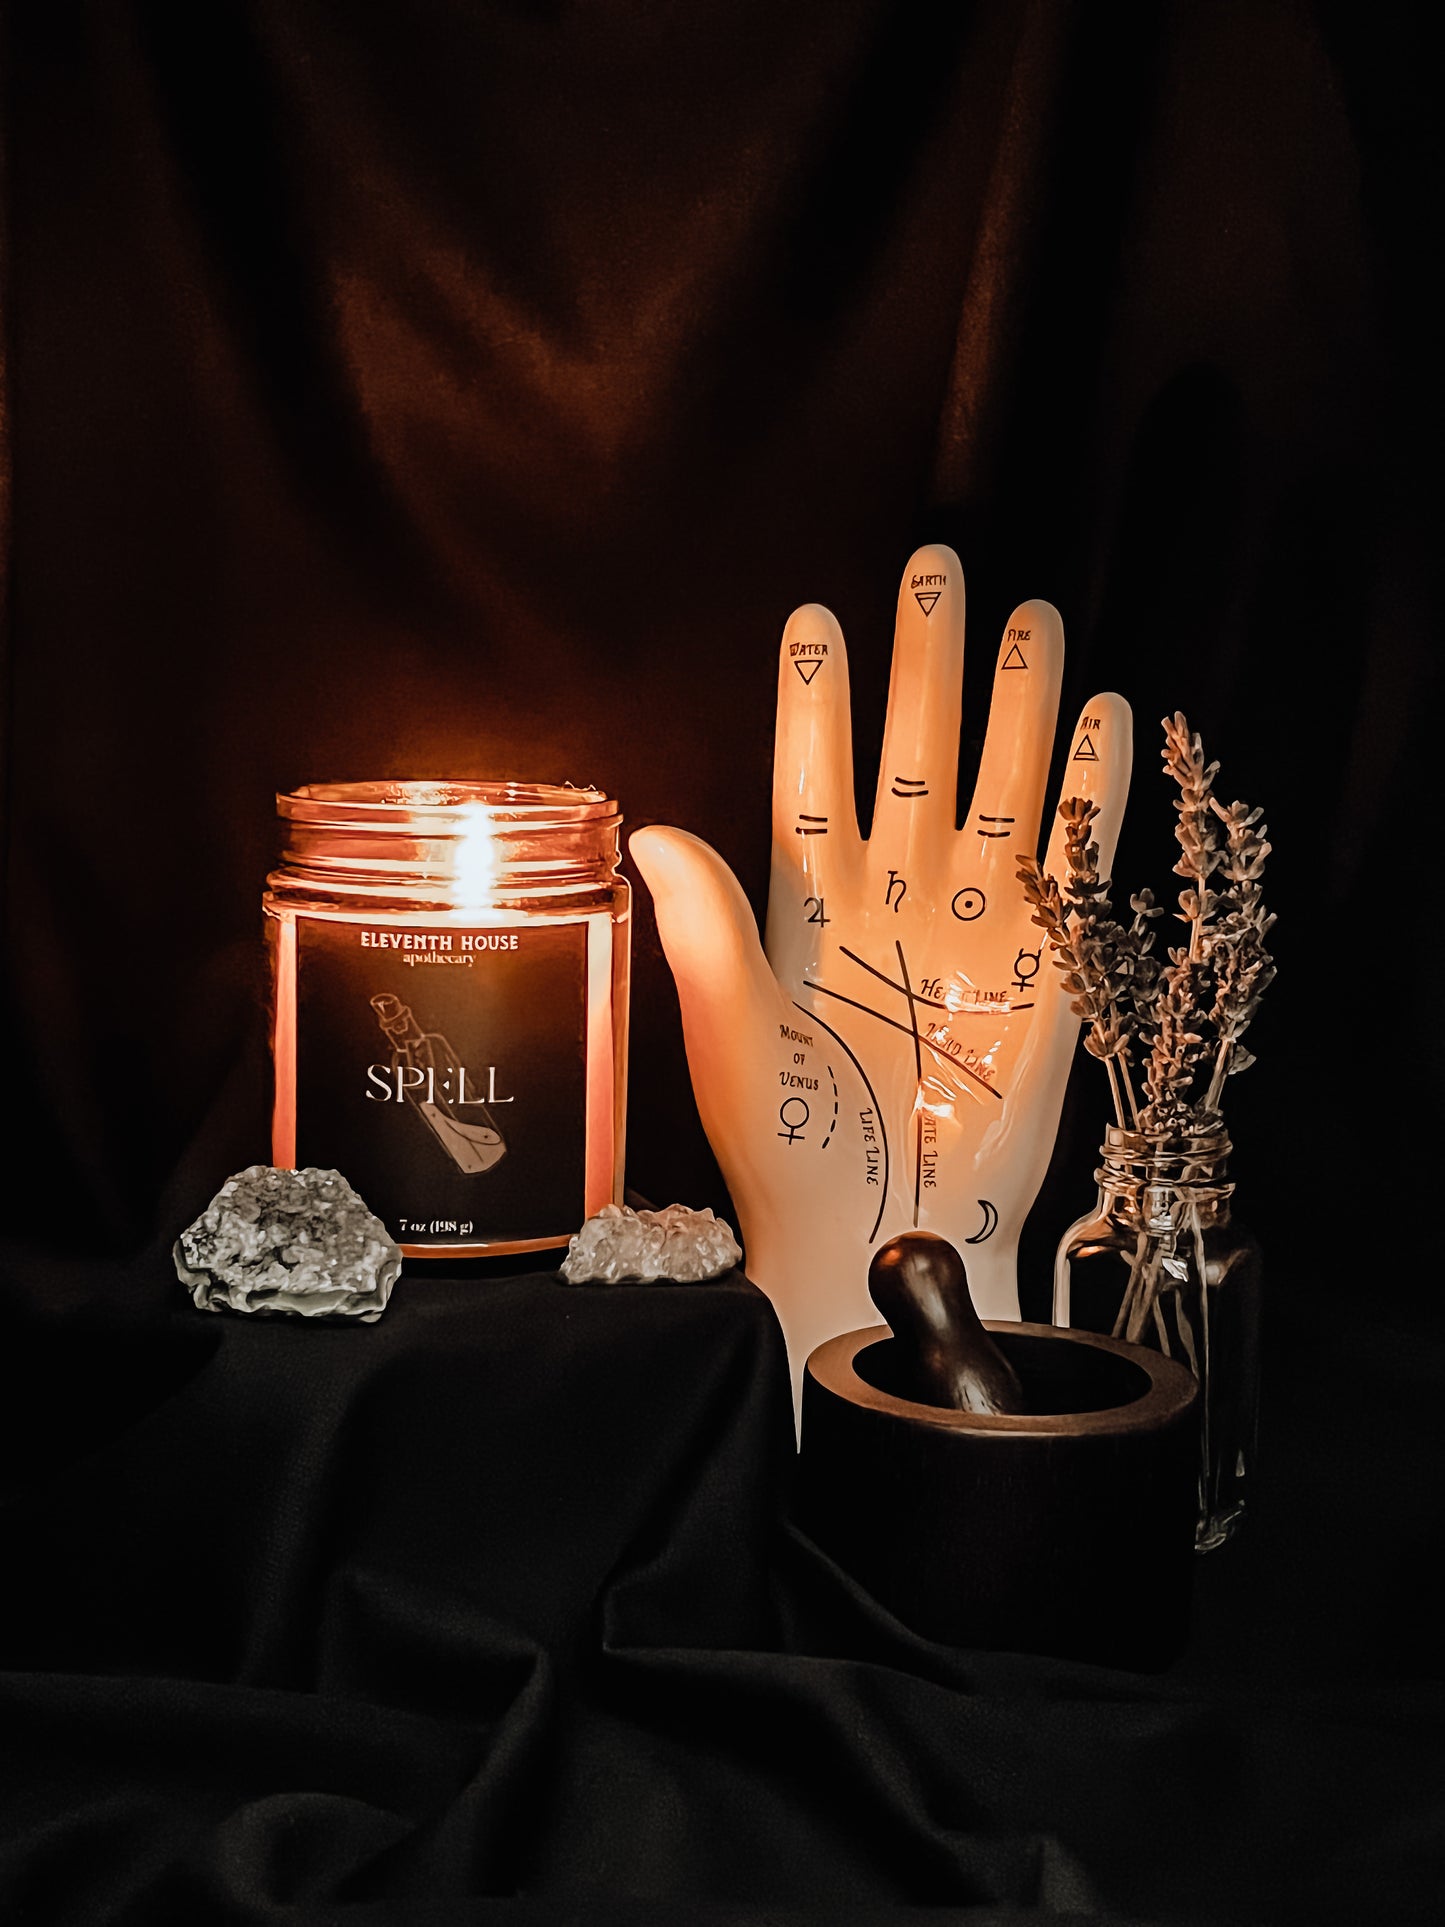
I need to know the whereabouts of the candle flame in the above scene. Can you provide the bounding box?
[453,802,497,908]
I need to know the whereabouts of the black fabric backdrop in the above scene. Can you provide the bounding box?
[2,2,1442,1921]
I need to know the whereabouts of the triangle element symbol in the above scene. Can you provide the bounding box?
[1002,643,1028,669]
[793,659,824,685]
[1073,732,1099,762]
[914,591,942,617]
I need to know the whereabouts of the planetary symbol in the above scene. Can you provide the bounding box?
[778,1097,810,1144]
[885,870,907,912]
[950,887,986,921]
[890,776,929,800]
[977,815,1015,839]
[913,590,941,617]
[795,813,828,836]
[803,896,830,926]
[964,1199,1000,1244]
[1012,948,1041,992]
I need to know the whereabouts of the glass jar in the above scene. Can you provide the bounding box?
[1053,1124,1261,1551]
[265,781,630,1260]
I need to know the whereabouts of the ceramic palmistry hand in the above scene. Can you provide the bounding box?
[631,545,1131,1399]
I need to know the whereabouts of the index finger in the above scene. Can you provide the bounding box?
[770,600,857,867]
[766,602,859,974]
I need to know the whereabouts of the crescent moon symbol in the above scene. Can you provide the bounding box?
[964,1198,999,1244]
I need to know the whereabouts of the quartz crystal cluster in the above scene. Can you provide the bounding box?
[174,1165,402,1321]
[560,1202,742,1285]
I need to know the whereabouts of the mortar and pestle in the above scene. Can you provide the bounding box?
[794,1232,1200,1670]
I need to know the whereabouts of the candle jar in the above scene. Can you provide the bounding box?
[265,781,629,1259]
[1053,1124,1261,1552]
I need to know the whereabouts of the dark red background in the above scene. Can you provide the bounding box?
[3,1,1435,1290]
[2,5,1441,1920]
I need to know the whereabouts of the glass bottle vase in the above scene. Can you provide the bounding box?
[1053,1124,1261,1552]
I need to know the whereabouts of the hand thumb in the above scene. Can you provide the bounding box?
[629,826,781,1114]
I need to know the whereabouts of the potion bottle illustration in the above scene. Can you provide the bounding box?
[370,994,508,1175]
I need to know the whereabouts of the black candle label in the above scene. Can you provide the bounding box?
[294,917,590,1246]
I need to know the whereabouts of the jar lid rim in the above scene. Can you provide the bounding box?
[277,779,618,828]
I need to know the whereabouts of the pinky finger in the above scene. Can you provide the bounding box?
[1042,693,1133,884]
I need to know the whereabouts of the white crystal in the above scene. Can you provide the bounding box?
[174,1164,402,1321]
[559,1202,742,1285]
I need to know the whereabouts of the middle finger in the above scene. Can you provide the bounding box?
[869,542,965,870]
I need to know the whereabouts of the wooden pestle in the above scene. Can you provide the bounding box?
[868,1231,1026,1415]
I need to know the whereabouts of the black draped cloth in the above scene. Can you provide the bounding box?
[1,1239,1441,1924]
[2,3,1441,1920]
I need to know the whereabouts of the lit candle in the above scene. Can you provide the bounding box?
[266,782,630,1259]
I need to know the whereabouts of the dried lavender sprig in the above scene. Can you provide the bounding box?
[1138,949,1211,1133]
[1200,796,1275,1112]
[1019,800,1143,1130]
[1023,715,1274,1168]
[1018,855,1131,1129]
[1124,887,1165,1030]
[1133,713,1226,1134]
[1161,711,1223,964]
[1057,803,1147,1127]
